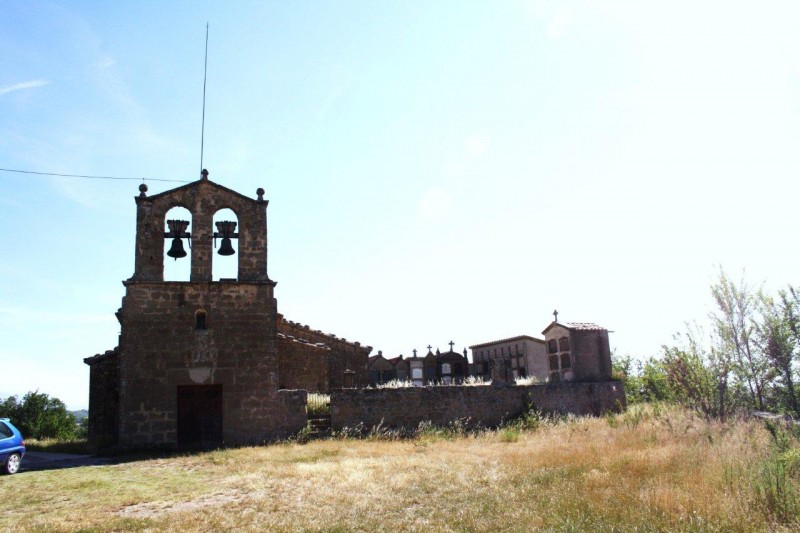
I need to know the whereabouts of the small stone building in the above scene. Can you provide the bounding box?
[84,172,369,450]
[542,321,612,383]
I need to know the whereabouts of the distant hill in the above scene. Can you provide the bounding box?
[71,409,88,421]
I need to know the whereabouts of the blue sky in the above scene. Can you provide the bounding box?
[2,1,799,409]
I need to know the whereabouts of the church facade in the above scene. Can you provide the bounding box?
[84,172,369,449]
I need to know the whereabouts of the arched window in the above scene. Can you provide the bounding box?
[195,309,207,330]
[163,206,192,281]
[212,208,239,281]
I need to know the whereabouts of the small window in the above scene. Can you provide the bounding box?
[548,339,558,354]
[195,310,207,330]
[559,336,570,352]
[441,363,452,375]
[0,423,12,439]
[411,367,423,379]
[561,354,571,369]
[548,354,559,371]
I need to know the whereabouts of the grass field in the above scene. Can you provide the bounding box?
[3,405,799,531]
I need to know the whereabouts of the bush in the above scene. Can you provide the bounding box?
[0,391,78,440]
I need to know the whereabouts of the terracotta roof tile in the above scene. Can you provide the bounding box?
[566,322,606,331]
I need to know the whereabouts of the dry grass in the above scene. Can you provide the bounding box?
[3,405,798,531]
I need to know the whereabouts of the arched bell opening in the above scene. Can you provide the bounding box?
[212,208,239,281]
[163,206,192,282]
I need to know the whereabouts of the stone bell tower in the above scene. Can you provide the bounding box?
[111,170,306,449]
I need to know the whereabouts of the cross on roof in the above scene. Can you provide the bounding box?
[448,340,455,351]
[413,349,417,357]
[553,309,559,322]
[427,345,432,351]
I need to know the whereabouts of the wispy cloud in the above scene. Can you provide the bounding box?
[0,79,50,97]
[418,187,453,222]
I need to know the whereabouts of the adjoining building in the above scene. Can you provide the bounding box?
[469,335,547,381]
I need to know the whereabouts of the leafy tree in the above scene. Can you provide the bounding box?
[612,354,672,404]
[0,391,77,440]
[763,287,800,416]
[710,269,770,411]
[661,325,739,419]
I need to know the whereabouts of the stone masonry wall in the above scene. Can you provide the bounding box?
[277,335,330,392]
[84,349,119,450]
[331,381,626,431]
[278,317,371,388]
[117,281,306,448]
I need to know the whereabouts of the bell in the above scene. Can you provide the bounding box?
[218,237,235,256]
[167,237,187,259]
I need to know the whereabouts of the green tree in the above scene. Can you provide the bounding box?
[763,287,800,416]
[661,325,739,419]
[0,391,77,440]
[711,269,771,410]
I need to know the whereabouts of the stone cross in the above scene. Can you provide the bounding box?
[553,309,559,322]
[448,340,455,352]
[412,349,417,357]
[427,345,432,352]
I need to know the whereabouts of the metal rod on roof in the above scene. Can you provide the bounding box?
[200,23,209,177]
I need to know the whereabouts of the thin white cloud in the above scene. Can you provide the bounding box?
[95,56,116,69]
[464,133,490,157]
[418,187,453,221]
[547,10,574,39]
[0,79,50,97]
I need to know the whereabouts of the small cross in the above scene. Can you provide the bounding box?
[427,344,432,351]
[201,168,209,180]
[413,349,417,357]
[553,309,559,322]
[448,340,455,351]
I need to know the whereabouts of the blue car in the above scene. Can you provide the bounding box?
[0,418,25,475]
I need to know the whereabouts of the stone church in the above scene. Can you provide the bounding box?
[84,172,371,449]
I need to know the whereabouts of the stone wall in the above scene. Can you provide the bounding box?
[331,381,626,431]
[84,348,119,450]
[572,329,612,382]
[277,334,330,392]
[116,280,307,448]
[278,316,371,388]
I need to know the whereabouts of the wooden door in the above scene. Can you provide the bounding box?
[177,384,223,448]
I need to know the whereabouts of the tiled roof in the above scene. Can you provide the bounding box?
[469,335,545,349]
[565,322,606,331]
[279,317,371,352]
[277,332,330,350]
[541,321,608,335]
[83,347,119,366]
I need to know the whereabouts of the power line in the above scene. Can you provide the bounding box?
[0,168,190,183]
